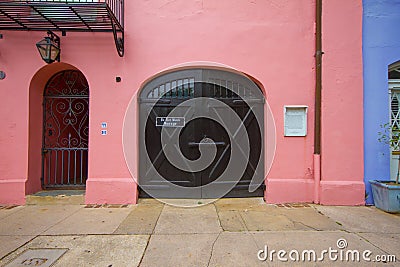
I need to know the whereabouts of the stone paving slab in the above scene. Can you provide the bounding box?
[0,235,149,267]
[26,195,85,205]
[209,232,265,267]
[218,210,247,232]
[154,204,222,234]
[0,206,24,220]
[114,204,164,234]
[43,206,133,235]
[0,205,82,236]
[214,197,273,212]
[0,236,34,260]
[358,233,400,257]
[216,201,341,232]
[137,199,165,205]
[157,199,218,207]
[314,206,400,233]
[140,233,217,267]
[240,211,302,231]
[276,207,342,231]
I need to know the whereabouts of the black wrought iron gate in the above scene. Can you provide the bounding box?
[139,69,264,198]
[42,70,89,189]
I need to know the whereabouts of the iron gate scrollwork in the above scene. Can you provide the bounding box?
[42,70,89,189]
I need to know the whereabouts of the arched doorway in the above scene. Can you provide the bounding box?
[139,68,265,198]
[42,70,89,189]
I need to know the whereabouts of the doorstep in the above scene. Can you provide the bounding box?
[26,190,85,205]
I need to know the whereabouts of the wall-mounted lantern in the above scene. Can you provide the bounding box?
[36,31,60,64]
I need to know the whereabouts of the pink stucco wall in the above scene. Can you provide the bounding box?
[0,0,363,205]
[319,0,364,205]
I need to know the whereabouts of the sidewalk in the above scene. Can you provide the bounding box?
[0,198,399,266]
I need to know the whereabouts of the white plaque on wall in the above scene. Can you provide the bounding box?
[284,106,308,137]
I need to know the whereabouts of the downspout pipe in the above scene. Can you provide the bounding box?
[314,0,323,204]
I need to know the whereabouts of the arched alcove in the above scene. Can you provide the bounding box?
[27,63,89,194]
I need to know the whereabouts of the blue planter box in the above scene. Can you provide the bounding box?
[369,180,400,213]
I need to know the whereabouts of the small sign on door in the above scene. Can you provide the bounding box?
[156,117,185,127]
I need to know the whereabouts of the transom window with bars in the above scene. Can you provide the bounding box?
[147,78,195,99]
[146,77,256,100]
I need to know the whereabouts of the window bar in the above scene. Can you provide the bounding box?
[48,150,51,185]
[227,80,232,98]
[154,87,159,98]
[212,79,216,97]
[190,78,195,97]
[165,82,171,98]
[80,150,84,184]
[184,79,189,97]
[177,79,183,97]
[233,82,238,96]
[54,150,58,185]
[61,151,64,185]
[74,150,77,185]
[67,149,71,184]
[217,79,222,97]
[171,81,177,97]
[221,79,226,98]
[220,79,224,98]
[159,84,165,98]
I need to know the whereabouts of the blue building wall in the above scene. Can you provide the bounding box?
[363,0,400,204]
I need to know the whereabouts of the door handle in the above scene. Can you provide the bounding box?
[188,141,226,147]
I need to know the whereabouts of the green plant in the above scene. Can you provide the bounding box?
[378,123,400,184]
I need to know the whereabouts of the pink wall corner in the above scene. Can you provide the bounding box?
[122,91,139,201]
[265,179,314,204]
[319,181,365,206]
[26,75,43,195]
[320,0,364,204]
[0,180,26,205]
[85,178,138,204]
[0,68,29,189]
[0,31,45,204]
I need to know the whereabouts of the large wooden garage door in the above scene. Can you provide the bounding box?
[139,69,264,198]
